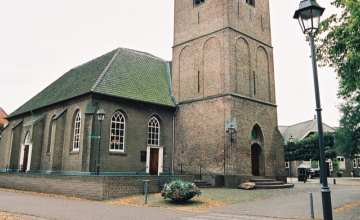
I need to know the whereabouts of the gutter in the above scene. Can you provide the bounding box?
[166,62,179,174]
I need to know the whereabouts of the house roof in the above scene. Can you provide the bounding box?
[8,48,175,118]
[279,118,335,141]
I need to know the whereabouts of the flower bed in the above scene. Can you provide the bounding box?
[161,179,202,202]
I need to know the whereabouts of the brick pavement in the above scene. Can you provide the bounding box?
[1,177,359,220]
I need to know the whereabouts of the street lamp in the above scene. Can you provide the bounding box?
[293,1,333,219]
[96,109,105,175]
[225,123,237,175]
[289,135,294,143]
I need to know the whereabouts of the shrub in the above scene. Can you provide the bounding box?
[161,179,201,202]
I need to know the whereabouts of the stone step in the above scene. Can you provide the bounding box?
[250,179,276,183]
[195,181,213,188]
[255,183,294,189]
[254,181,285,185]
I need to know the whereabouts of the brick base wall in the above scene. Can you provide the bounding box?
[0,173,194,200]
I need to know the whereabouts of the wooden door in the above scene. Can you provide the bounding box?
[22,145,29,172]
[251,145,260,176]
[149,148,159,175]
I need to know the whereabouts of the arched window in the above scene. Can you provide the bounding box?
[110,111,125,151]
[148,117,160,145]
[47,116,56,153]
[246,0,255,7]
[194,0,205,6]
[72,111,81,151]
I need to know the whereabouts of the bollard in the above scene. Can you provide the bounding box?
[142,180,150,204]
[310,192,314,219]
[333,179,336,184]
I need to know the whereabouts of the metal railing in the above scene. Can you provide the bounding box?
[198,164,215,181]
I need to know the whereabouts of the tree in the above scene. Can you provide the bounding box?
[316,0,360,101]
[335,100,360,158]
[284,132,336,162]
[315,0,360,157]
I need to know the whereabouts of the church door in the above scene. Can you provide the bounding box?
[251,144,260,176]
[149,148,159,175]
[22,145,29,172]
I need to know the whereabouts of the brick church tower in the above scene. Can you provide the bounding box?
[172,0,285,185]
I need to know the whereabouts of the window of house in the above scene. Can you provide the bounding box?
[110,111,125,152]
[72,111,81,151]
[194,0,205,6]
[337,156,346,170]
[246,0,255,7]
[327,159,333,171]
[285,161,289,169]
[354,158,360,168]
[148,117,160,145]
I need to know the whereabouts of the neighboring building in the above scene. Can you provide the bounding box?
[0,0,285,184]
[0,108,8,141]
[0,108,8,127]
[279,117,357,177]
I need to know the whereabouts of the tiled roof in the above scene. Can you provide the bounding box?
[8,48,174,118]
[279,119,335,141]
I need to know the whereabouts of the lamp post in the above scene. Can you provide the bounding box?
[293,1,333,219]
[96,109,105,175]
[225,123,237,175]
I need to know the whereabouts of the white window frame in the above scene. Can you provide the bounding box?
[72,111,81,151]
[354,158,360,169]
[147,117,160,146]
[109,111,125,152]
[327,159,333,171]
[285,161,289,169]
[337,156,346,170]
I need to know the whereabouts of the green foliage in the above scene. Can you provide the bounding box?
[311,161,319,168]
[332,160,340,170]
[315,0,360,159]
[284,133,336,161]
[315,0,360,102]
[161,179,201,202]
[335,100,360,158]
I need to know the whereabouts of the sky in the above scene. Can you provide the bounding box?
[0,0,341,127]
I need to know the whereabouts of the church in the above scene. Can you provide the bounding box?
[0,0,285,185]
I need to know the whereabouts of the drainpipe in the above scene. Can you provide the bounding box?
[166,62,179,174]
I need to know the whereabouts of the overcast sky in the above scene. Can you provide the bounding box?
[0,0,341,127]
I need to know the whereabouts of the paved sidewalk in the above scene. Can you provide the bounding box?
[1,177,359,220]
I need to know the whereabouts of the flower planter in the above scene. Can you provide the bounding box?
[161,179,201,202]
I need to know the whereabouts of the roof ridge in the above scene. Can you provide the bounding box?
[121,47,168,62]
[280,119,314,127]
[91,48,121,91]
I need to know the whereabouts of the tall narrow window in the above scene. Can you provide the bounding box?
[194,0,205,6]
[238,2,240,18]
[148,117,160,145]
[261,15,264,31]
[72,111,81,151]
[197,71,200,93]
[110,111,125,152]
[253,71,256,95]
[47,116,56,153]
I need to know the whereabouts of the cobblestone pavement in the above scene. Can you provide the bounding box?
[1,177,359,220]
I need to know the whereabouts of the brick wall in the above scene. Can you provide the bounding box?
[0,173,194,200]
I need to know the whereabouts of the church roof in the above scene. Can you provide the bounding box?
[279,118,335,141]
[8,48,174,118]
